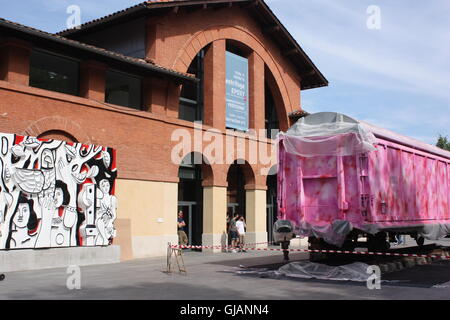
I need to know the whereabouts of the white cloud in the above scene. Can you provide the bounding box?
[280,0,450,102]
[268,0,450,144]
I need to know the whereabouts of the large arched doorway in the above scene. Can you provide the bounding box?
[226,159,256,218]
[227,162,246,220]
[178,153,205,247]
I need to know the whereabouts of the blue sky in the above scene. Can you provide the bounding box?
[1,0,449,144]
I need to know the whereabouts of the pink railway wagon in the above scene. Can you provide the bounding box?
[277,112,450,253]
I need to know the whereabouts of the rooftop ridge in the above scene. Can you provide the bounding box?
[54,0,328,90]
[0,17,195,81]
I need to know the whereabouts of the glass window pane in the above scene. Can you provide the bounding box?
[180,83,197,101]
[179,49,204,122]
[179,102,197,122]
[105,70,142,110]
[29,50,79,96]
[265,83,279,139]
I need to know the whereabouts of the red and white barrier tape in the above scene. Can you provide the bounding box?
[169,244,450,260]
[172,242,268,250]
[240,242,269,246]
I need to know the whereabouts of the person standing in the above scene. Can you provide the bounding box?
[228,213,239,253]
[236,216,247,252]
[177,211,188,246]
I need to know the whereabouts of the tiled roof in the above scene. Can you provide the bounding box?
[57,1,250,36]
[56,0,328,90]
[57,2,149,36]
[0,17,195,82]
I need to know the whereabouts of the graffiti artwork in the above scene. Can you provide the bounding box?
[0,133,117,250]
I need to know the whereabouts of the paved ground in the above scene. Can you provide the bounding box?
[1,239,450,300]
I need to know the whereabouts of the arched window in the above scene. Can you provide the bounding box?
[179,48,206,122]
[265,80,279,139]
[37,130,78,143]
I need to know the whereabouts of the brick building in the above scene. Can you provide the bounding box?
[0,0,327,261]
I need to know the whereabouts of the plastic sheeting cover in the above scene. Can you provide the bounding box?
[273,220,295,243]
[295,220,353,247]
[236,261,372,282]
[278,112,377,157]
[361,120,450,160]
[278,261,371,282]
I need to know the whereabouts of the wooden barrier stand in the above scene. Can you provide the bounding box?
[166,243,186,274]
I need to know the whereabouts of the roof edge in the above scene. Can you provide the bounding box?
[56,0,328,88]
[0,17,196,83]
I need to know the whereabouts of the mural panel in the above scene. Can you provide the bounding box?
[0,133,117,250]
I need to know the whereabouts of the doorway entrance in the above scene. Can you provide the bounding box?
[178,153,203,247]
[227,202,239,217]
[177,201,199,247]
[227,162,246,219]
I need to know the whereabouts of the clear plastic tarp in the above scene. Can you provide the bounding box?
[235,261,373,282]
[279,112,450,160]
[361,120,450,160]
[273,220,295,243]
[278,112,378,157]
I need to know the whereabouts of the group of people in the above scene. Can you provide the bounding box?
[227,213,247,253]
[177,210,247,253]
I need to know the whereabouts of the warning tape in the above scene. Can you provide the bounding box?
[170,244,450,260]
[173,242,269,250]
[239,242,269,246]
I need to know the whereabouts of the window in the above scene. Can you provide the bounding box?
[226,42,248,57]
[29,50,79,96]
[179,49,205,122]
[265,82,279,139]
[105,70,142,110]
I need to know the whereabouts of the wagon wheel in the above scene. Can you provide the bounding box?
[0,274,5,281]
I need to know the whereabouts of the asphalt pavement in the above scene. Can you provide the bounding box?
[1,238,450,300]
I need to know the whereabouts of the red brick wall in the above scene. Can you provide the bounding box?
[0,6,304,190]
[0,80,274,189]
[146,6,302,127]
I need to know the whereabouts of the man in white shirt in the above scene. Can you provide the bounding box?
[235,216,246,252]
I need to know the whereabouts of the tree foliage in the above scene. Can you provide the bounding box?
[436,135,450,151]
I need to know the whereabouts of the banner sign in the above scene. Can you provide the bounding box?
[225,51,249,131]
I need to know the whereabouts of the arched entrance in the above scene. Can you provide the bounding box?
[226,161,247,220]
[178,153,206,247]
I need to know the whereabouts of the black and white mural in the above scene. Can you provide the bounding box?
[0,133,117,250]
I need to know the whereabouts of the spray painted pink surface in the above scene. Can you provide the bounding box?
[278,132,450,241]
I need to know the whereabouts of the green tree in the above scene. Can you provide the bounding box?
[436,135,450,151]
